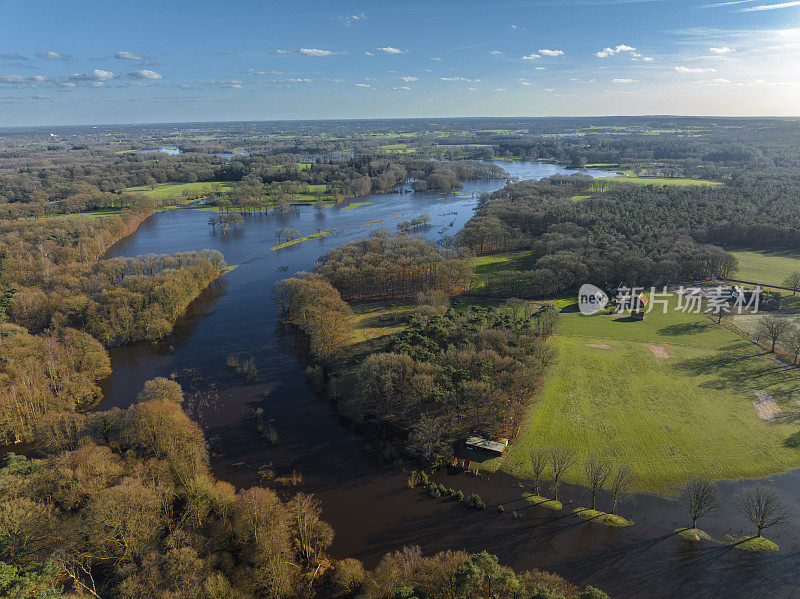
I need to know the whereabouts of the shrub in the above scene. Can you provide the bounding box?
[468,493,486,510]
[419,472,430,487]
[497,504,504,513]
[332,558,366,596]
[407,471,421,489]
[456,490,464,502]
[305,365,325,394]
[429,486,442,499]
[577,587,609,599]
[226,354,239,369]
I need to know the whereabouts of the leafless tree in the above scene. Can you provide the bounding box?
[584,454,613,510]
[610,465,636,514]
[736,486,792,537]
[529,448,548,495]
[756,315,791,353]
[681,477,718,529]
[783,272,800,296]
[549,447,576,500]
[785,324,800,365]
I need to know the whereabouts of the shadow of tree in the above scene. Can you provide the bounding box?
[658,322,713,336]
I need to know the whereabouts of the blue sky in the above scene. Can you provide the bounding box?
[1,0,799,126]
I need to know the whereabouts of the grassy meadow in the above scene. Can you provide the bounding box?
[491,295,800,493]
[596,175,723,187]
[730,250,800,287]
[125,181,237,200]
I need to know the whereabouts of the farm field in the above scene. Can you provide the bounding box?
[491,296,800,493]
[125,181,236,199]
[729,249,800,287]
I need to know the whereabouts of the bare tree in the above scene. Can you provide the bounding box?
[529,448,548,495]
[785,324,800,365]
[756,315,791,353]
[610,465,636,514]
[783,272,800,296]
[736,486,791,538]
[550,447,576,500]
[681,477,718,530]
[584,454,613,510]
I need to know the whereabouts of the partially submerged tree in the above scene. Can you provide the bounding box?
[583,455,613,510]
[549,447,576,500]
[681,477,719,530]
[529,448,548,495]
[736,486,791,538]
[610,464,636,514]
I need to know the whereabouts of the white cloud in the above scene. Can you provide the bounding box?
[376,47,406,54]
[539,49,564,56]
[740,1,800,10]
[70,69,116,81]
[116,51,145,60]
[299,48,340,56]
[440,76,480,82]
[354,82,372,88]
[521,53,541,60]
[612,78,634,83]
[595,44,636,58]
[279,78,313,83]
[675,66,717,73]
[248,69,283,75]
[128,69,162,80]
[490,50,503,55]
[38,51,70,60]
[392,86,412,90]
[399,76,418,82]
[430,57,442,61]
[709,46,735,53]
[338,13,366,26]
[535,66,547,70]
[491,87,507,92]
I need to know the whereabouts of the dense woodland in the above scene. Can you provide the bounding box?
[344,303,559,465]
[314,232,473,302]
[460,179,755,298]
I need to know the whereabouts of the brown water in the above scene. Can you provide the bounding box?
[101,162,800,599]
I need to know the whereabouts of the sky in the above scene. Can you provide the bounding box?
[1,0,800,126]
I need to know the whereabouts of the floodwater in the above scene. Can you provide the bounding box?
[101,161,800,599]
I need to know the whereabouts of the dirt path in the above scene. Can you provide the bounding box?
[647,345,669,359]
[753,390,782,421]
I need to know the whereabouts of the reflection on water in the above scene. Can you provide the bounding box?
[100,161,800,598]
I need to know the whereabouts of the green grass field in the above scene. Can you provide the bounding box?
[596,176,723,187]
[471,250,535,275]
[125,181,237,199]
[730,250,800,287]
[496,296,800,493]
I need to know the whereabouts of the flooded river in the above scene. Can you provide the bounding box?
[101,161,800,598]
